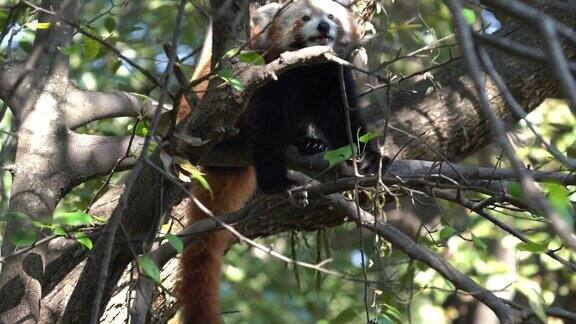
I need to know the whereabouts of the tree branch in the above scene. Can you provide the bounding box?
[67,134,144,185]
[63,88,172,129]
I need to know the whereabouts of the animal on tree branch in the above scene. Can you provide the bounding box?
[0,1,576,324]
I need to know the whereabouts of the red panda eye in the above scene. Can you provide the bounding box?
[302,15,311,21]
[328,14,334,19]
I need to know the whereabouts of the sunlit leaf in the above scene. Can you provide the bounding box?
[461,8,476,25]
[439,226,457,241]
[53,212,93,226]
[382,304,405,323]
[84,37,100,59]
[165,234,183,254]
[517,241,549,253]
[176,158,212,196]
[52,226,67,237]
[324,145,356,167]
[359,132,377,144]
[91,215,108,224]
[544,183,575,228]
[223,47,240,58]
[218,69,245,92]
[128,121,149,137]
[25,21,50,30]
[238,51,265,65]
[74,232,93,250]
[472,235,488,253]
[110,60,122,73]
[138,255,161,283]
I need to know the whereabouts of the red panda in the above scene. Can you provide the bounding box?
[177,1,378,323]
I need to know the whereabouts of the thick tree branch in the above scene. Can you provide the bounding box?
[0,0,79,323]
[446,0,576,250]
[63,88,172,129]
[67,134,144,184]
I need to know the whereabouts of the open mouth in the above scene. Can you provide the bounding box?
[307,35,334,45]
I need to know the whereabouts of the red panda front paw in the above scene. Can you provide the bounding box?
[360,150,388,176]
[286,187,309,209]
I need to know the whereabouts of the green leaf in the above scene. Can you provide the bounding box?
[218,69,245,92]
[74,232,93,250]
[461,8,476,25]
[84,37,100,59]
[228,78,246,92]
[323,145,356,167]
[58,44,84,56]
[223,47,240,59]
[9,230,37,248]
[0,211,30,222]
[165,234,184,254]
[53,212,93,226]
[138,255,161,283]
[128,121,149,137]
[104,17,116,33]
[544,183,575,228]
[91,215,108,224]
[546,186,571,221]
[359,132,377,144]
[191,169,212,196]
[135,122,149,137]
[382,304,405,323]
[472,235,488,253]
[109,59,122,73]
[238,51,265,65]
[517,241,549,253]
[25,21,50,30]
[19,40,32,54]
[439,226,457,241]
[52,226,67,237]
[507,182,523,200]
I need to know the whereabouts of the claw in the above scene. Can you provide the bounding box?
[296,137,328,155]
[286,188,309,208]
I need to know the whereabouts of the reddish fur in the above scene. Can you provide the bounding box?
[177,55,256,323]
[177,165,255,324]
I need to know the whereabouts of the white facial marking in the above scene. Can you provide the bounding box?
[258,0,356,51]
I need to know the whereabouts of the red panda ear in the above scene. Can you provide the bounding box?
[250,2,282,51]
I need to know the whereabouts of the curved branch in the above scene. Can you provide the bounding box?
[64,87,172,129]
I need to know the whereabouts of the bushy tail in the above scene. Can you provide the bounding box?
[177,166,255,324]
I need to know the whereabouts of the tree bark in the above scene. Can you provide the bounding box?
[0,1,78,322]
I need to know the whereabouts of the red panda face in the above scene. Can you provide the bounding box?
[252,0,358,56]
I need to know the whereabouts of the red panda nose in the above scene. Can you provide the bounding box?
[317,21,330,34]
